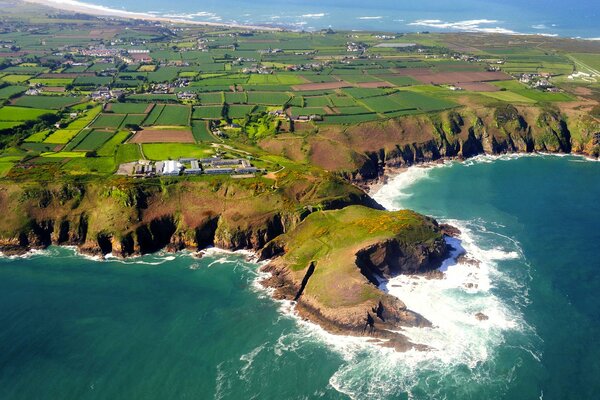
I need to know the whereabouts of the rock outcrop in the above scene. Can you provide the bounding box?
[260,206,450,351]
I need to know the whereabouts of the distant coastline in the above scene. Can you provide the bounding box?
[19,0,600,38]
[21,0,282,31]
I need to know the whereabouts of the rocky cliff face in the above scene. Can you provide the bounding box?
[324,105,600,185]
[0,176,375,256]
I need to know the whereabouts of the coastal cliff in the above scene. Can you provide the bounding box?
[260,206,451,350]
[258,104,600,186]
[0,172,378,256]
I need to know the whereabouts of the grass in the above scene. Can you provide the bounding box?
[29,78,74,86]
[41,151,87,158]
[0,161,14,177]
[108,102,153,114]
[227,105,256,119]
[116,144,142,164]
[141,143,213,160]
[0,121,23,130]
[342,87,389,99]
[91,114,127,129]
[12,95,84,110]
[73,130,115,151]
[97,131,131,157]
[0,106,52,121]
[0,85,27,100]
[73,76,112,86]
[304,96,332,107]
[191,120,216,142]
[153,105,190,126]
[24,129,51,143]
[479,91,537,103]
[192,106,223,119]
[43,106,102,144]
[43,129,80,144]
[247,74,304,85]
[0,74,32,83]
[198,92,224,104]
[246,92,291,105]
[276,206,443,307]
[120,114,147,128]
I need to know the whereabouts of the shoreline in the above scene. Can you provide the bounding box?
[17,1,600,39]
[20,0,283,31]
[365,151,598,198]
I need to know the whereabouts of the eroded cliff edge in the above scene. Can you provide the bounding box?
[0,172,379,256]
[259,205,453,351]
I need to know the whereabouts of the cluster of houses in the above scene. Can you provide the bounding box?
[346,42,367,53]
[128,157,259,178]
[91,87,124,101]
[519,73,560,91]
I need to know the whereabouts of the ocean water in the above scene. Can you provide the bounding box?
[1,154,600,399]
[58,0,600,38]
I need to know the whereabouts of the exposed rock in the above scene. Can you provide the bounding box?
[475,312,489,321]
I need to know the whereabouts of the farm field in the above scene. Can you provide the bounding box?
[141,143,213,160]
[193,106,224,119]
[72,129,115,151]
[12,96,84,109]
[0,106,52,121]
[129,129,195,143]
[0,12,597,183]
[191,120,216,142]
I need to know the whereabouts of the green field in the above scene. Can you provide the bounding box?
[0,74,31,83]
[480,91,537,103]
[29,78,74,86]
[120,114,147,128]
[0,106,52,121]
[227,105,256,119]
[73,130,115,151]
[43,129,80,144]
[247,74,304,85]
[116,143,142,164]
[97,131,131,157]
[152,105,191,126]
[13,96,84,110]
[142,143,213,160]
[247,92,291,105]
[192,106,223,119]
[0,85,27,100]
[108,103,153,114]
[91,114,127,129]
[73,76,112,86]
[0,121,23,130]
[191,120,216,142]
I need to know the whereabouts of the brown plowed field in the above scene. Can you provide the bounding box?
[356,81,394,88]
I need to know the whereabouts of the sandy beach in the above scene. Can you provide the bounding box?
[21,0,282,30]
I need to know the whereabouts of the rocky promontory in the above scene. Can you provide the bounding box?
[259,205,451,350]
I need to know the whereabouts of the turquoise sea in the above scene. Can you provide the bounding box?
[1,154,599,399]
[68,0,600,38]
